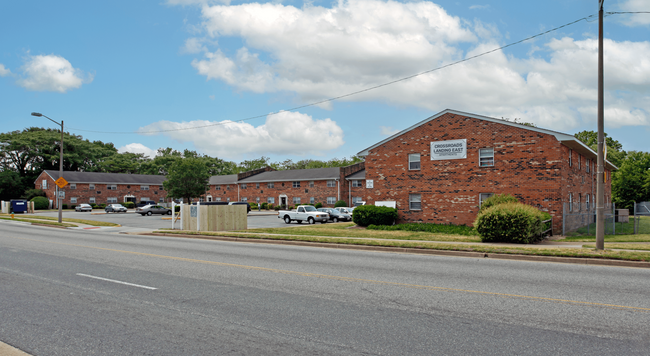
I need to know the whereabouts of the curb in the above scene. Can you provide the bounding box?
[146,233,650,269]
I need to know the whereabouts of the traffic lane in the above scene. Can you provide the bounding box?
[31,210,300,229]
[2,228,649,355]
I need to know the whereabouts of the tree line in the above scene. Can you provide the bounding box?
[0,127,362,201]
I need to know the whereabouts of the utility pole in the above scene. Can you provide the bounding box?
[596,0,605,250]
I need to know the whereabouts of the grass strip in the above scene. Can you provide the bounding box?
[367,222,478,236]
[566,216,650,237]
[157,230,650,262]
[238,223,482,242]
[582,243,650,251]
[563,234,650,243]
[24,215,120,227]
[0,216,77,227]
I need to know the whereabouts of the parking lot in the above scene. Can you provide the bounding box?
[30,210,300,232]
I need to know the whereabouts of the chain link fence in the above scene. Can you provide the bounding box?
[562,202,650,235]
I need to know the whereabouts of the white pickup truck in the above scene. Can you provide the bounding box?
[278,205,330,224]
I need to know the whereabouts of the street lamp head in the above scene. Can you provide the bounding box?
[31,112,43,117]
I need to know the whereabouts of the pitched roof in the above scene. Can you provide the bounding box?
[345,170,365,180]
[209,174,238,185]
[43,170,166,184]
[357,109,618,170]
[238,167,341,183]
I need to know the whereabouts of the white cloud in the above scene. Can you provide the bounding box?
[137,111,344,158]
[182,37,207,54]
[0,64,10,77]
[118,143,160,159]
[619,0,650,27]
[179,0,650,131]
[17,54,92,93]
[379,126,400,136]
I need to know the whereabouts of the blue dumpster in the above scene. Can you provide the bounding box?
[11,199,27,213]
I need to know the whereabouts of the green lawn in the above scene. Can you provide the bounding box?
[0,214,119,227]
[566,216,650,237]
[239,222,483,243]
[0,216,77,227]
[582,243,650,251]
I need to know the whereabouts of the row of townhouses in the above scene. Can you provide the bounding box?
[35,109,616,234]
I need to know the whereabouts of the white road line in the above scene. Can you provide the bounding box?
[76,273,157,290]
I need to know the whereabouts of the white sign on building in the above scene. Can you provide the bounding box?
[431,139,467,160]
[366,180,374,189]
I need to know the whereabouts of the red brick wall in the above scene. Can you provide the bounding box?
[34,172,169,206]
[362,113,612,235]
[229,180,341,206]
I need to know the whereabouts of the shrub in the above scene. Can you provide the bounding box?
[261,202,268,210]
[474,202,545,244]
[274,205,281,211]
[314,202,323,209]
[90,203,97,209]
[352,205,398,227]
[70,205,76,210]
[479,193,519,213]
[62,204,68,209]
[31,196,49,210]
[123,202,135,209]
[174,205,180,212]
[98,203,106,208]
[23,188,47,201]
[334,200,347,208]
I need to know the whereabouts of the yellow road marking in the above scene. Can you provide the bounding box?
[7,236,650,313]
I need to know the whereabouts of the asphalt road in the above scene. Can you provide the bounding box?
[2,222,650,355]
[30,210,293,232]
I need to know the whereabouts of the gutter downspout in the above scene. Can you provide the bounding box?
[337,179,340,201]
[348,179,351,206]
[237,184,240,202]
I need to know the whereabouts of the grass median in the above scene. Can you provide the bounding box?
[0,216,77,227]
[0,214,119,227]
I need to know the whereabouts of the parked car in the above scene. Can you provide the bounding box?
[317,208,352,222]
[75,203,92,212]
[136,200,157,208]
[278,205,329,224]
[228,201,251,213]
[136,204,172,216]
[335,207,354,215]
[105,203,128,213]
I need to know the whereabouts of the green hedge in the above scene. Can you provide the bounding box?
[31,196,49,210]
[352,205,398,227]
[479,193,518,212]
[314,202,323,209]
[62,204,68,209]
[261,202,268,209]
[123,202,135,209]
[474,202,545,244]
[334,200,347,207]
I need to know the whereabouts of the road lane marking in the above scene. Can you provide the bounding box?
[76,273,157,290]
[8,236,650,313]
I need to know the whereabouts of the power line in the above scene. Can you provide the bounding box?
[70,13,600,135]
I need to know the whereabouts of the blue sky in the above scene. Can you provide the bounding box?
[1,0,648,163]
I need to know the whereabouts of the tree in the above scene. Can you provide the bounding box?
[99,152,151,174]
[611,151,650,209]
[574,130,626,168]
[0,170,22,201]
[163,158,210,202]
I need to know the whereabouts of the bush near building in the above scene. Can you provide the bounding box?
[334,200,347,208]
[479,193,519,212]
[474,202,546,244]
[123,202,135,209]
[31,196,49,210]
[352,205,398,227]
[315,202,323,209]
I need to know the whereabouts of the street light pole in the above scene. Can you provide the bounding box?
[595,0,605,250]
[31,112,64,224]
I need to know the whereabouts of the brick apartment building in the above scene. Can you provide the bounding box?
[356,109,616,234]
[35,170,168,207]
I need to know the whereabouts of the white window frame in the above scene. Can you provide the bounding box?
[310,197,315,204]
[107,184,117,190]
[215,185,221,190]
[408,153,421,170]
[108,197,118,203]
[267,182,274,188]
[89,183,95,189]
[89,197,96,204]
[569,193,573,212]
[70,197,77,204]
[327,197,336,204]
[409,194,422,210]
[479,193,494,208]
[159,197,164,202]
[242,197,248,202]
[141,185,149,191]
[42,180,48,189]
[293,197,301,204]
[327,180,336,187]
[586,159,590,173]
[241,183,247,189]
[256,183,260,189]
[267,197,275,204]
[352,180,363,188]
[569,149,572,167]
[141,197,149,201]
[70,183,76,190]
[215,197,222,202]
[352,197,363,204]
[479,148,494,167]
[586,194,590,210]
[309,181,314,187]
[293,181,301,188]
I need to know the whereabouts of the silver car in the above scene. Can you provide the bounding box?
[317,208,352,223]
[136,204,172,216]
[105,203,128,213]
[75,203,93,212]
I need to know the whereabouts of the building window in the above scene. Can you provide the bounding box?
[352,180,363,188]
[327,197,336,204]
[586,159,590,173]
[577,194,581,211]
[586,194,590,210]
[241,183,247,189]
[327,180,336,187]
[409,194,422,210]
[159,186,163,190]
[108,197,118,203]
[107,185,117,190]
[293,197,301,204]
[267,197,275,204]
[578,155,581,170]
[242,197,248,202]
[141,185,149,191]
[154,191,158,195]
[310,197,314,204]
[89,197,95,204]
[479,193,494,208]
[409,153,421,170]
[293,181,301,188]
[141,197,149,201]
[569,193,573,212]
[70,197,77,204]
[159,197,164,202]
[42,180,48,189]
[70,183,76,190]
[89,183,95,189]
[352,197,363,204]
[226,185,231,190]
[479,148,494,167]
[215,197,221,202]
[216,185,221,190]
[267,182,274,188]
[227,197,231,202]
[569,149,572,167]
[256,183,260,189]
